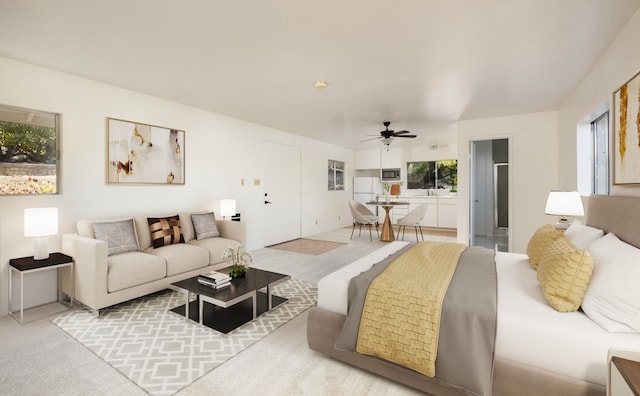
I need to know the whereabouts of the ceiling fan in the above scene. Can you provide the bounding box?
[362,121,417,149]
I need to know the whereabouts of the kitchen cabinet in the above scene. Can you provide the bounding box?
[380,147,403,169]
[437,197,458,229]
[391,196,456,229]
[355,149,381,170]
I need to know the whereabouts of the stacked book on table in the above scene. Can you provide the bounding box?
[198,270,232,289]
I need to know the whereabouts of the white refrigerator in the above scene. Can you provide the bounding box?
[353,177,383,216]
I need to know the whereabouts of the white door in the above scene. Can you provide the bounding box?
[263,141,301,246]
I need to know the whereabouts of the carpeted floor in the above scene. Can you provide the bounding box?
[267,238,346,255]
[52,278,317,396]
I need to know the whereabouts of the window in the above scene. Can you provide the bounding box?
[407,160,457,190]
[328,159,344,190]
[0,104,60,195]
[591,112,609,195]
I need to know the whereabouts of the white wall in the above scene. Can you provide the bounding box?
[457,111,559,253]
[0,56,353,316]
[558,9,640,198]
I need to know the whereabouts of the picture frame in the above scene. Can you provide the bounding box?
[107,118,185,184]
[613,69,640,185]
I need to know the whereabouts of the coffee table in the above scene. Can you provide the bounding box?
[169,267,290,333]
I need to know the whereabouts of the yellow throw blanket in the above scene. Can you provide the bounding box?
[356,241,466,377]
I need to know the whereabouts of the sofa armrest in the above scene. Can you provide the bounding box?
[216,220,247,246]
[61,233,108,310]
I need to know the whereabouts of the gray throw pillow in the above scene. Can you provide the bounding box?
[93,219,140,256]
[191,212,220,240]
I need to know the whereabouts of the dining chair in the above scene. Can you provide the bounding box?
[395,203,428,242]
[348,200,379,241]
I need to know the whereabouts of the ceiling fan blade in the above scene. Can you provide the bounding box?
[394,130,411,135]
[360,136,382,142]
[395,134,417,138]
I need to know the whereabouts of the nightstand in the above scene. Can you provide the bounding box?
[609,355,640,396]
[9,252,74,323]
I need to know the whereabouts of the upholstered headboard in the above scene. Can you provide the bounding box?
[586,195,640,249]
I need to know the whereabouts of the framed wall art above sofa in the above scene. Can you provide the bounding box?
[107,117,185,185]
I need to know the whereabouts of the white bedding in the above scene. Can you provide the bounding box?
[316,247,640,386]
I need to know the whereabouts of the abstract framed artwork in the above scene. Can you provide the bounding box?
[613,70,640,185]
[107,118,184,184]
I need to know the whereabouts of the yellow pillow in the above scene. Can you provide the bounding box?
[536,236,593,312]
[526,224,564,269]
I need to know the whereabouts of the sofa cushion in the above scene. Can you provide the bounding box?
[191,212,220,240]
[92,219,140,256]
[189,237,241,264]
[147,216,185,248]
[145,244,209,276]
[77,217,133,238]
[107,251,166,293]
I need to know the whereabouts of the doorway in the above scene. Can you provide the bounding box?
[262,141,301,247]
[470,138,509,252]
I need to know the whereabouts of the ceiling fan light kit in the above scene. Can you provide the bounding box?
[361,121,417,149]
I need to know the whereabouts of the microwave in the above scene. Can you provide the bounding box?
[381,168,401,182]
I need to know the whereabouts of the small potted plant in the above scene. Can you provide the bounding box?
[382,182,391,203]
[449,187,458,196]
[223,245,253,278]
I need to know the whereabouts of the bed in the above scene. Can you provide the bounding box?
[307,195,640,395]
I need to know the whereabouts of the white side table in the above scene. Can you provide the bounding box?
[9,252,74,323]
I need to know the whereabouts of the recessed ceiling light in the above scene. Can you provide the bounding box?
[313,80,328,89]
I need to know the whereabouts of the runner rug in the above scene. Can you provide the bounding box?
[267,238,346,255]
[53,278,316,396]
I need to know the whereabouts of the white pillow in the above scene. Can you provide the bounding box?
[564,220,603,250]
[582,233,640,333]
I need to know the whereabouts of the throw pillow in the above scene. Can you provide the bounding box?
[564,220,604,250]
[93,219,140,256]
[526,224,564,269]
[147,216,185,248]
[582,233,640,333]
[536,236,593,312]
[191,212,220,240]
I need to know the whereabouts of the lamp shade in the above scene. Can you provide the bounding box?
[220,199,236,218]
[24,207,58,237]
[544,191,584,217]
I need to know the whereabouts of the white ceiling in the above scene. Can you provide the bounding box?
[0,0,638,149]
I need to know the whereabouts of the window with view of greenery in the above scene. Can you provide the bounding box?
[328,159,344,191]
[407,160,457,190]
[0,105,60,195]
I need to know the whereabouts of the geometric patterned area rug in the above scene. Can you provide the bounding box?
[53,278,317,396]
[267,238,346,255]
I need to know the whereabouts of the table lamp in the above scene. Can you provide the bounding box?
[545,191,584,229]
[24,207,58,260]
[220,199,236,220]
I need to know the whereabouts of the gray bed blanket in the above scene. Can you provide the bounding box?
[336,244,497,396]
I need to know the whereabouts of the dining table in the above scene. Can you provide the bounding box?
[366,200,410,242]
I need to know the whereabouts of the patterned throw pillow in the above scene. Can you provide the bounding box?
[191,212,220,240]
[147,216,185,248]
[536,236,594,312]
[526,224,564,269]
[93,219,140,256]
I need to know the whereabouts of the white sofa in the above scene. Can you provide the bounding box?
[61,212,246,314]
